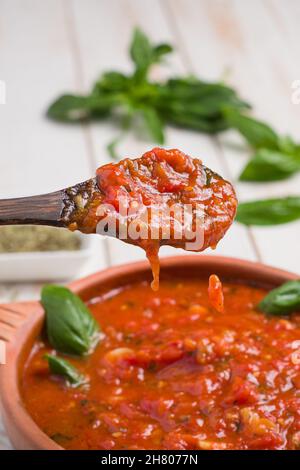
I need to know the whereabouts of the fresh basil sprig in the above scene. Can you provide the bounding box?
[130,28,172,83]
[47,27,300,186]
[44,354,87,387]
[41,285,100,356]
[47,28,249,158]
[236,196,300,226]
[258,280,300,315]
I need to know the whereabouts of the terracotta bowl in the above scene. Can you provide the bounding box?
[0,255,298,450]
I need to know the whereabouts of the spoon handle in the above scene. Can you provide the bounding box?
[0,190,66,227]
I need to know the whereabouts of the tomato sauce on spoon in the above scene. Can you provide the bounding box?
[69,148,238,289]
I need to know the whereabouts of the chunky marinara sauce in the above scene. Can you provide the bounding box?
[68,148,237,289]
[22,279,300,450]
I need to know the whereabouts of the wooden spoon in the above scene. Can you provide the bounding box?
[0,148,238,289]
[0,178,97,229]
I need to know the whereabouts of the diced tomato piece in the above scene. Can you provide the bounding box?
[208,274,224,313]
[247,434,283,450]
[223,377,259,405]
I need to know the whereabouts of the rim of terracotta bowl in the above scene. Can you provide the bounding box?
[0,255,298,450]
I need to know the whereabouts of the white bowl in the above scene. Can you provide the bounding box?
[0,233,97,282]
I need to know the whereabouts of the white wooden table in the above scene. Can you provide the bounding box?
[0,0,299,450]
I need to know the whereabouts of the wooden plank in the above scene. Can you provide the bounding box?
[71,0,257,265]
[165,0,300,273]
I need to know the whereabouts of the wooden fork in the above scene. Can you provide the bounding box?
[0,302,38,342]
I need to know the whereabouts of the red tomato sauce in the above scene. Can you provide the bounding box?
[22,278,300,450]
[68,148,237,289]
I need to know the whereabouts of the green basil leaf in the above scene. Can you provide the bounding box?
[239,148,300,182]
[41,285,100,356]
[258,280,300,315]
[130,28,153,81]
[152,43,173,61]
[47,94,114,122]
[236,196,300,226]
[163,97,238,119]
[166,111,229,133]
[130,30,172,83]
[44,354,87,387]
[224,109,279,149]
[47,95,92,121]
[107,135,122,160]
[277,135,299,155]
[106,110,133,160]
[140,107,165,144]
[96,71,130,93]
[165,78,249,105]
[160,79,250,115]
[157,79,250,134]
